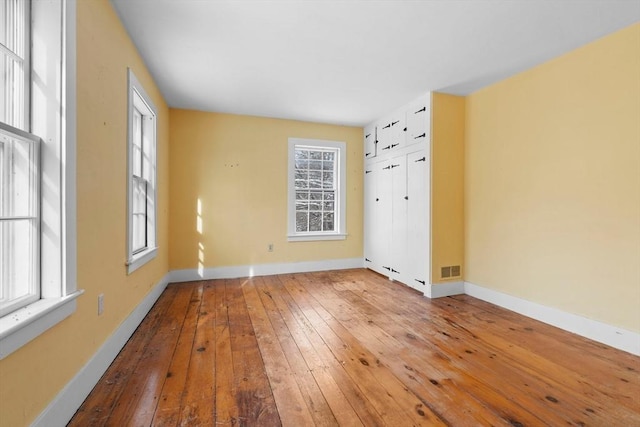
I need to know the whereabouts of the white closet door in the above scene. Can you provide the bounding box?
[390,154,408,283]
[407,150,430,292]
[376,160,393,276]
[363,166,376,269]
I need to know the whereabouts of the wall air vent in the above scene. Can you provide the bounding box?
[441,266,451,278]
[451,265,461,277]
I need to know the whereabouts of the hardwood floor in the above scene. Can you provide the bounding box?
[69,269,640,426]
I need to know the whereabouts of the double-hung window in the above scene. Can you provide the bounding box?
[287,138,347,241]
[1,0,37,316]
[126,69,157,273]
[0,0,80,359]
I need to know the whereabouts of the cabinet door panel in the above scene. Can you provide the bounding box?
[363,166,376,269]
[389,113,406,152]
[407,150,430,292]
[364,125,376,159]
[376,160,392,276]
[390,155,407,283]
[377,119,392,153]
[367,161,392,276]
[406,99,430,148]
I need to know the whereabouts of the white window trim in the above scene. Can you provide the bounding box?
[0,0,81,360]
[126,69,158,274]
[287,138,347,242]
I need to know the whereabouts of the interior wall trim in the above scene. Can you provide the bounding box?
[426,281,465,298]
[464,281,640,356]
[170,258,364,283]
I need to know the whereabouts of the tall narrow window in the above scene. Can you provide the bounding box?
[0,0,80,360]
[288,138,347,241]
[126,69,157,273]
[0,0,36,317]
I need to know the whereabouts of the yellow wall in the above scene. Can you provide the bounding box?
[169,110,363,271]
[431,93,465,284]
[0,1,170,425]
[465,23,640,332]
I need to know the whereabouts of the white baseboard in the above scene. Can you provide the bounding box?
[170,257,364,283]
[464,281,640,356]
[426,281,465,298]
[31,273,171,427]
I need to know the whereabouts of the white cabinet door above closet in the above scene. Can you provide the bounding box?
[364,124,376,159]
[406,98,430,148]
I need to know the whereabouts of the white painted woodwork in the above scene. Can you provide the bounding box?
[406,149,430,291]
[364,124,376,159]
[363,93,431,293]
[390,154,408,283]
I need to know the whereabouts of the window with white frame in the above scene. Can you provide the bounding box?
[0,0,80,360]
[126,69,157,273]
[287,138,347,241]
[1,0,37,317]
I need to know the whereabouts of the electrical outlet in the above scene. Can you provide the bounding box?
[98,294,104,315]
[268,243,274,252]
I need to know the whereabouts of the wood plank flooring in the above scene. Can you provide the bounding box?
[69,269,640,426]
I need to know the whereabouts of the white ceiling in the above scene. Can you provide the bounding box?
[110,0,640,127]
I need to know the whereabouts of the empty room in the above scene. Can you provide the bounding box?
[0,0,639,426]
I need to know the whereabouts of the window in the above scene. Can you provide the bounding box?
[0,0,80,360]
[288,138,347,241]
[126,69,157,273]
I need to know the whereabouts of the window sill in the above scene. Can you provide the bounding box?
[288,233,347,242]
[0,290,84,360]
[127,246,158,274]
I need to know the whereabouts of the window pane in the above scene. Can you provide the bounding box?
[309,212,322,231]
[295,200,307,211]
[323,212,335,231]
[295,191,308,200]
[322,151,334,161]
[323,191,334,200]
[309,160,322,170]
[295,149,308,160]
[0,219,38,314]
[309,151,321,160]
[1,0,28,130]
[1,53,26,130]
[131,177,147,252]
[132,109,142,176]
[296,212,308,232]
[308,170,321,189]
[295,158,308,170]
[309,191,322,200]
[322,171,334,189]
[322,160,333,171]
[0,131,38,217]
[323,201,334,211]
